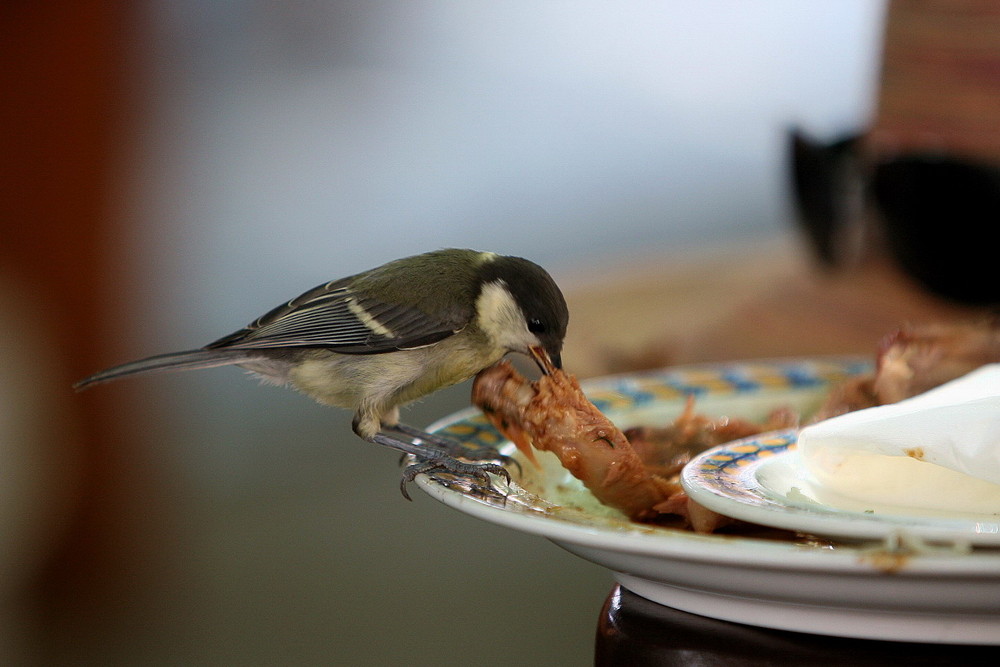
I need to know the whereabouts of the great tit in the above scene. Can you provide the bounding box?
[76,248,569,496]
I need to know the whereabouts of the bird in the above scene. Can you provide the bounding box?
[75,248,570,497]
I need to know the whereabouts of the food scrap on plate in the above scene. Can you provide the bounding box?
[471,316,1000,534]
[472,360,792,532]
[813,316,1000,419]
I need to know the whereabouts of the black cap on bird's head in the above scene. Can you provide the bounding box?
[477,254,569,374]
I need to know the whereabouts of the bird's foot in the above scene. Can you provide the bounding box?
[399,456,510,502]
[371,432,511,501]
[386,423,520,475]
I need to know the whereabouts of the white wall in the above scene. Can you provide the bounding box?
[119,0,886,344]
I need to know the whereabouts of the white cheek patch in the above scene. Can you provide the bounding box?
[476,280,534,350]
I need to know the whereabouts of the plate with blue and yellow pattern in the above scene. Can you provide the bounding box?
[682,429,1000,546]
[418,357,1000,644]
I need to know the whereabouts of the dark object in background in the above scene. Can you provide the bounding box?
[789,130,864,268]
[873,154,1000,307]
[789,130,1000,307]
[594,585,993,666]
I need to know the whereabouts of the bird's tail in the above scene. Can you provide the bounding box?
[74,349,255,390]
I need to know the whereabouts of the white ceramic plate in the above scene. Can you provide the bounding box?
[417,358,1000,644]
[682,434,1000,547]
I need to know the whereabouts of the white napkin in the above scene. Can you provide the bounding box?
[797,364,1000,516]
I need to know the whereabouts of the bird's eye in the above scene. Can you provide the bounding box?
[527,318,546,334]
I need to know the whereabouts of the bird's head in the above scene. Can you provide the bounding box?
[474,254,569,374]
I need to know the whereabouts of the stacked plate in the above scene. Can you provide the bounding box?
[419,358,1000,644]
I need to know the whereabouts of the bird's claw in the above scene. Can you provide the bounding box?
[460,449,522,477]
[396,448,520,476]
[388,423,520,476]
[399,456,511,501]
[372,427,513,501]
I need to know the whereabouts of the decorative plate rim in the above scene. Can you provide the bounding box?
[419,357,1000,572]
[682,433,1000,546]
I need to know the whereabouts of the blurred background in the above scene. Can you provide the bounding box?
[2,1,997,664]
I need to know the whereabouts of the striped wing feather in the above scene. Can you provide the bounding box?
[206,280,465,353]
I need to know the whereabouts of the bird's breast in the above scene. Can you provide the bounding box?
[286,334,504,411]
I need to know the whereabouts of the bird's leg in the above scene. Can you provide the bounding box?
[369,432,511,501]
[385,422,521,475]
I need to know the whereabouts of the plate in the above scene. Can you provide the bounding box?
[682,434,1000,546]
[417,358,1000,645]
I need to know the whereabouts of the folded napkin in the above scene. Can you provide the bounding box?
[797,364,1000,516]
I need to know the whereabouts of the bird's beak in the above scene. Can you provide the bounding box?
[529,345,560,375]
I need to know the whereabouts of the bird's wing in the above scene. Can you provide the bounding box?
[206,279,466,353]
